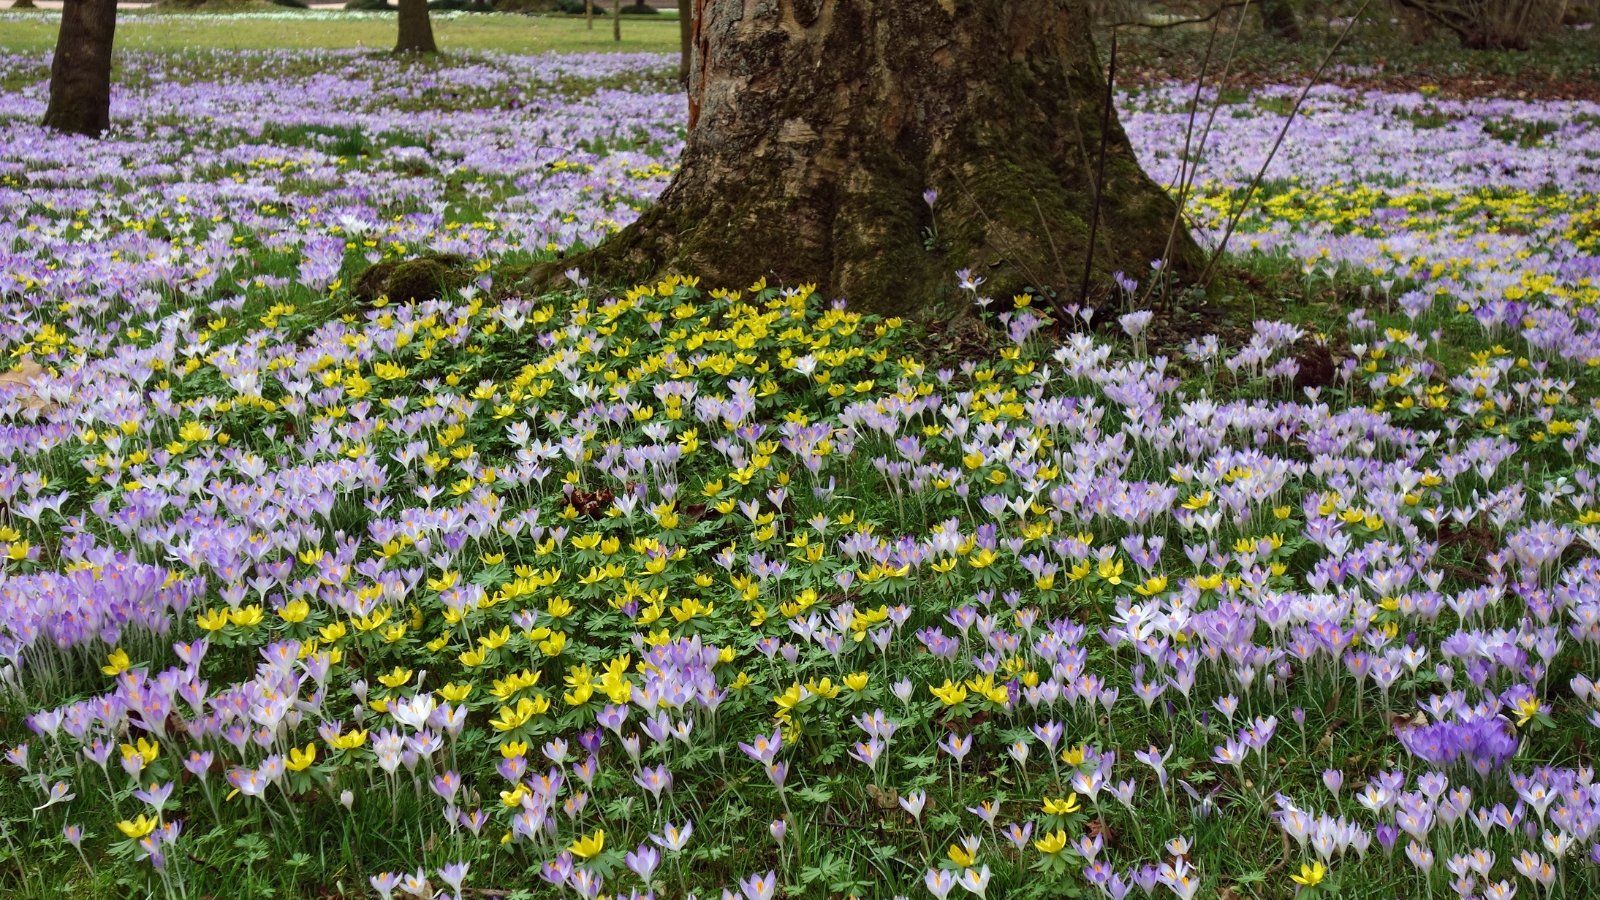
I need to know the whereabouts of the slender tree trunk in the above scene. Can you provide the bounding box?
[1392,0,1555,48]
[546,0,1199,319]
[43,0,117,136]
[586,0,593,29]
[395,0,439,53]
[612,0,621,40]
[677,0,692,86]
[1258,0,1304,40]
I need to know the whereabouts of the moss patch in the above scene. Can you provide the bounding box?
[353,254,472,304]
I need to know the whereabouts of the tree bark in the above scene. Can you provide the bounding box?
[395,0,439,53]
[546,0,1201,320]
[42,0,117,137]
[1258,0,1303,40]
[586,0,594,29]
[612,0,622,40]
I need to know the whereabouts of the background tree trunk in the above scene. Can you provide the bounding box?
[395,0,439,53]
[586,0,593,29]
[612,0,621,40]
[43,0,117,136]
[1259,0,1304,40]
[548,0,1200,319]
[1391,0,1562,49]
[677,0,692,85]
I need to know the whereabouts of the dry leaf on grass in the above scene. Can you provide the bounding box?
[0,359,54,412]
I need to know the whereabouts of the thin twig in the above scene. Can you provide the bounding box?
[1033,196,1074,323]
[952,173,1051,299]
[1196,0,1375,288]
[1152,3,1228,306]
[1079,27,1119,304]
[1055,31,1115,275]
[1148,0,1252,309]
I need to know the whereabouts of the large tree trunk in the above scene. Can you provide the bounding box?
[547,0,1200,319]
[42,0,117,137]
[1258,0,1304,40]
[395,0,439,53]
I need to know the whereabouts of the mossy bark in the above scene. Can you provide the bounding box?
[354,254,471,304]
[395,0,439,53]
[43,0,118,137]
[540,0,1200,320]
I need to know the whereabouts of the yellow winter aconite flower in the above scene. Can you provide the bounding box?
[219,605,260,627]
[570,829,604,859]
[178,420,211,443]
[1133,575,1168,596]
[101,648,131,676]
[439,682,473,702]
[930,679,968,706]
[538,631,567,656]
[286,743,316,772]
[1515,695,1542,727]
[490,696,550,731]
[1042,794,1082,815]
[117,815,158,840]
[329,729,367,751]
[1291,861,1326,887]
[120,737,160,771]
[1096,558,1124,585]
[1034,829,1069,855]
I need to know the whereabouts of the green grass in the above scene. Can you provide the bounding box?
[0,10,681,54]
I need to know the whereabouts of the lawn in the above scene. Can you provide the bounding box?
[0,10,682,54]
[1,16,1599,900]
